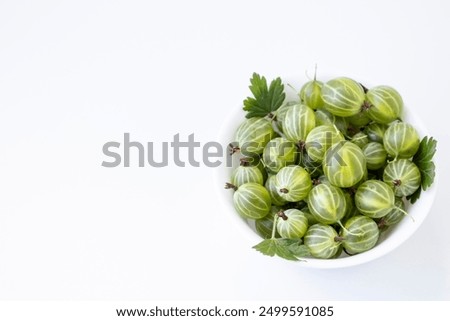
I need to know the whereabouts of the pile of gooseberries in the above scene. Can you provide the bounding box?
[225,74,436,260]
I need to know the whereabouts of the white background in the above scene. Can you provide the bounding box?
[0,0,449,300]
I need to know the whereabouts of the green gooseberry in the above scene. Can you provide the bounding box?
[304,224,342,259]
[321,77,365,117]
[383,159,421,197]
[366,86,403,124]
[275,165,312,202]
[383,122,420,159]
[323,141,366,188]
[262,137,297,174]
[276,209,309,239]
[362,142,387,170]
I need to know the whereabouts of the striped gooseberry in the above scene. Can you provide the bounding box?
[377,198,406,229]
[323,141,366,188]
[365,122,388,143]
[383,159,421,197]
[348,109,371,127]
[321,77,365,117]
[362,142,387,170]
[365,86,403,124]
[275,165,312,202]
[239,156,268,183]
[276,209,309,239]
[299,79,324,110]
[307,183,347,224]
[283,104,316,144]
[230,160,264,187]
[264,175,287,206]
[340,215,379,254]
[384,122,420,159]
[233,117,275,155]
[226,182,271,219]
[314,109,348,136]
[355,180,407,218]
[305,125,345,163]
[275,101,297,132]
[304,224,341,259]
[262,137,297,174]
[350,132,369,149]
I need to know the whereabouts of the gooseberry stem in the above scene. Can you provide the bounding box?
[347,187,357,196]
[359,83,369,93]
[361,100,372,111]
[296,141,306,152]
[277,210,288,221]
[334,236,345,242]
[239,158,251,167]
[377,218,386,229]
[271,214,279,239]
[279,188,289,194]
[228,144,240,155]
[224,182,237,191]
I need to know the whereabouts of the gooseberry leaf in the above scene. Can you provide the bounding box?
[243,73,286,118]
[418,161,436,190]
[252,238,308,261]
[287,242,310,257]
[407,136,437,204]
[413,136,437,165]
[413,136,437,190]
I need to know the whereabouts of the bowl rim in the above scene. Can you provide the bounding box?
[214,76,438,269]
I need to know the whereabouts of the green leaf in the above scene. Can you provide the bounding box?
[418,161,436,190]
[413,136,437,164]
[408,136,437,203]
[287,242,311,257]
[243,73,286,118]
[252,238,308,261]
[413,136,437,191]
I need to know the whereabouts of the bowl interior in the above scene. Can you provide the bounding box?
[214,77,437,268]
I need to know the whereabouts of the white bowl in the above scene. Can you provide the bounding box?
[214,77,438,268]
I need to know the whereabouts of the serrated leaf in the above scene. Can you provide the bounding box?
[248,73,267,98]
[253,238,309,261]
[408,136,437,202]
[268,77,285,111]
[287,243,310,257]
[253,239,297,261]
[419,161,436,190]
[413,137,437,164]
[243,73,285,118]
